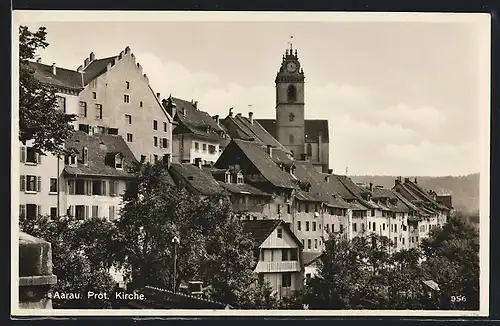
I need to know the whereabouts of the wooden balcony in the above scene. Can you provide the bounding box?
[254,261,301,273]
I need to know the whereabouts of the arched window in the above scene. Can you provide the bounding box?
[287,85,297,102]
[306,143,312,157]
[289,134,294,144]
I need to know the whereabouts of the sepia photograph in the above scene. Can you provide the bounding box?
[11,11,490,317]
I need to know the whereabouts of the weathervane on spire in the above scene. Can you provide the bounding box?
[287,35,294,50]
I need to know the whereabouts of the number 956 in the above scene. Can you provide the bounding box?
[451,295,466,303]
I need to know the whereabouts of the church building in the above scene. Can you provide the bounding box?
[257,44,330,173]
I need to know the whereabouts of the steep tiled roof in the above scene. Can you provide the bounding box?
[403,180,450,211]
[28,62,84,91]
[220,182,273,196]
[229,139,298,189]
[63,131,137,177]
[303,252,323,266]
[171,97,227,142]
[169,163,225,196]
[295,190,324,202]
[242,219,302,248]
[256,119,330,143]
[81,56,117,85]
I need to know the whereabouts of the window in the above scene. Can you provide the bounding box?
[96,126,106,134]
[163,122,168,132]
[306,221,310,231]
[109,180,119,197]
[290,249,298,261]
[314,239,318,249]
[139,101,143,107]
[153,120,158,130]
[108,128,119,135]
[289,134,294,144]
[282,273,292,288]
[25,204,40,220]
[260,250,265,261]
[306,143,312,157]
[91,180,106,196]
[95,104,102,119]
[194,142,199,151]
[153,154,158,162]
[126,81,130,89]
[373,222,376,231]
[312,222,316,231]
[331,224,335,232]
[91,79,97,89]
[202,144,207,152]
[353,223,357,232]
[153,136,158,147]
[75,205,86,220]
[277,227,283,238]
[383,223,386,231]
[307,239,311,249]
[394,224,398,232]
[127,133,133,142]
[416,236,419,243]
[79,101,87,117]
[325,224,329,232]
[289,113,295,121]
[371,209,375,216]
[50,207,57,219]
[236,175,244,184]
[92,205,99,218]
[82,147,89,165]
[224,172,231,183]
[287,85,297,102]
[64,155,76,166]
[92,92,97,99]
[24,147,39,164]
[73,179,85,195]
[115,154,123,169]
[305,203,309,213]
[125,114,132,124]
[297,221,301,231]
[49,178,58,193]
[340,224,344,233]
[282,249,289,261]
[301,239,305,247]
[23,175,40,192]
[56,96,66,113]
[402,238,405,245]
[362,223,365,232]
[124,94,130,103]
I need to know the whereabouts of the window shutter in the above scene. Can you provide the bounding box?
[109,206,114,220]
[36,205,41,217]
[36,152,42,164]
[86,180,92,195]
[37,176,41,192]
[20,147,26,163]
[20,175,25,191]
[69,205,74,217]
[19,205,26,219]
[68,180,75,195]
[102,180,107,196]
[85,206,89,219]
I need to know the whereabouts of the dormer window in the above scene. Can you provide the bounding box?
[225,172,231,183]
[64,155,77,166]
[82,147,89,165]
[236,173,244,184]
[115,153,123,170]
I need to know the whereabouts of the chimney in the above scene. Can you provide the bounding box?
[249,112,254,124]
[52,63,56,75]
[266,145,273,158]
[193,101,198,109]
[213,115,219,123]
[156,92,160,99]
[404,178,410,183]
[194,157,202,168]
[229,108,234,117]
[328,169,333,174]
[324,175,330,182]
[236,113,242,117]
[414,177,418,184]
[369,182,373,192]
[84,57,90,67]
[89,52,95,61]
[301,153,307,161]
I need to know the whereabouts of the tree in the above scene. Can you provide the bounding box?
[116,159,276,308]
[19,25,77,156]
[420,214,480,310]
[20,215,118,308]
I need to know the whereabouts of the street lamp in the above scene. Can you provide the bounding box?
[172,236,180,293]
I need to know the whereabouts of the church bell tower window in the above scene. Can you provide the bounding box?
[287,85,297,102]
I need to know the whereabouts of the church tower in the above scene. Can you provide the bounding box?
[275,43,305,160]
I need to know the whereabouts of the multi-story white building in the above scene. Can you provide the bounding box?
[242,219,304,300]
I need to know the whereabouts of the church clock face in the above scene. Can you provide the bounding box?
[286,61,298,73]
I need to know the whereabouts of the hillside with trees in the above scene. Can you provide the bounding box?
[350,173,479,214]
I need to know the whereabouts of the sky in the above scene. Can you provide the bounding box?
[17,13,488,176]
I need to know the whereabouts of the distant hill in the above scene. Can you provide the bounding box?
[349,173,480,214]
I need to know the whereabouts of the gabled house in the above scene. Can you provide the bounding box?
[242,219,304,300]
[19,62,85,220]
[303,252,323,284]
[215,139,299,223]
[168,160,225,198]
[61,131,137,221]
[75,47,173,164]
[163,96,229,165]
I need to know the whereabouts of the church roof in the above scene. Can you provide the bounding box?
[256,119,329,143]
